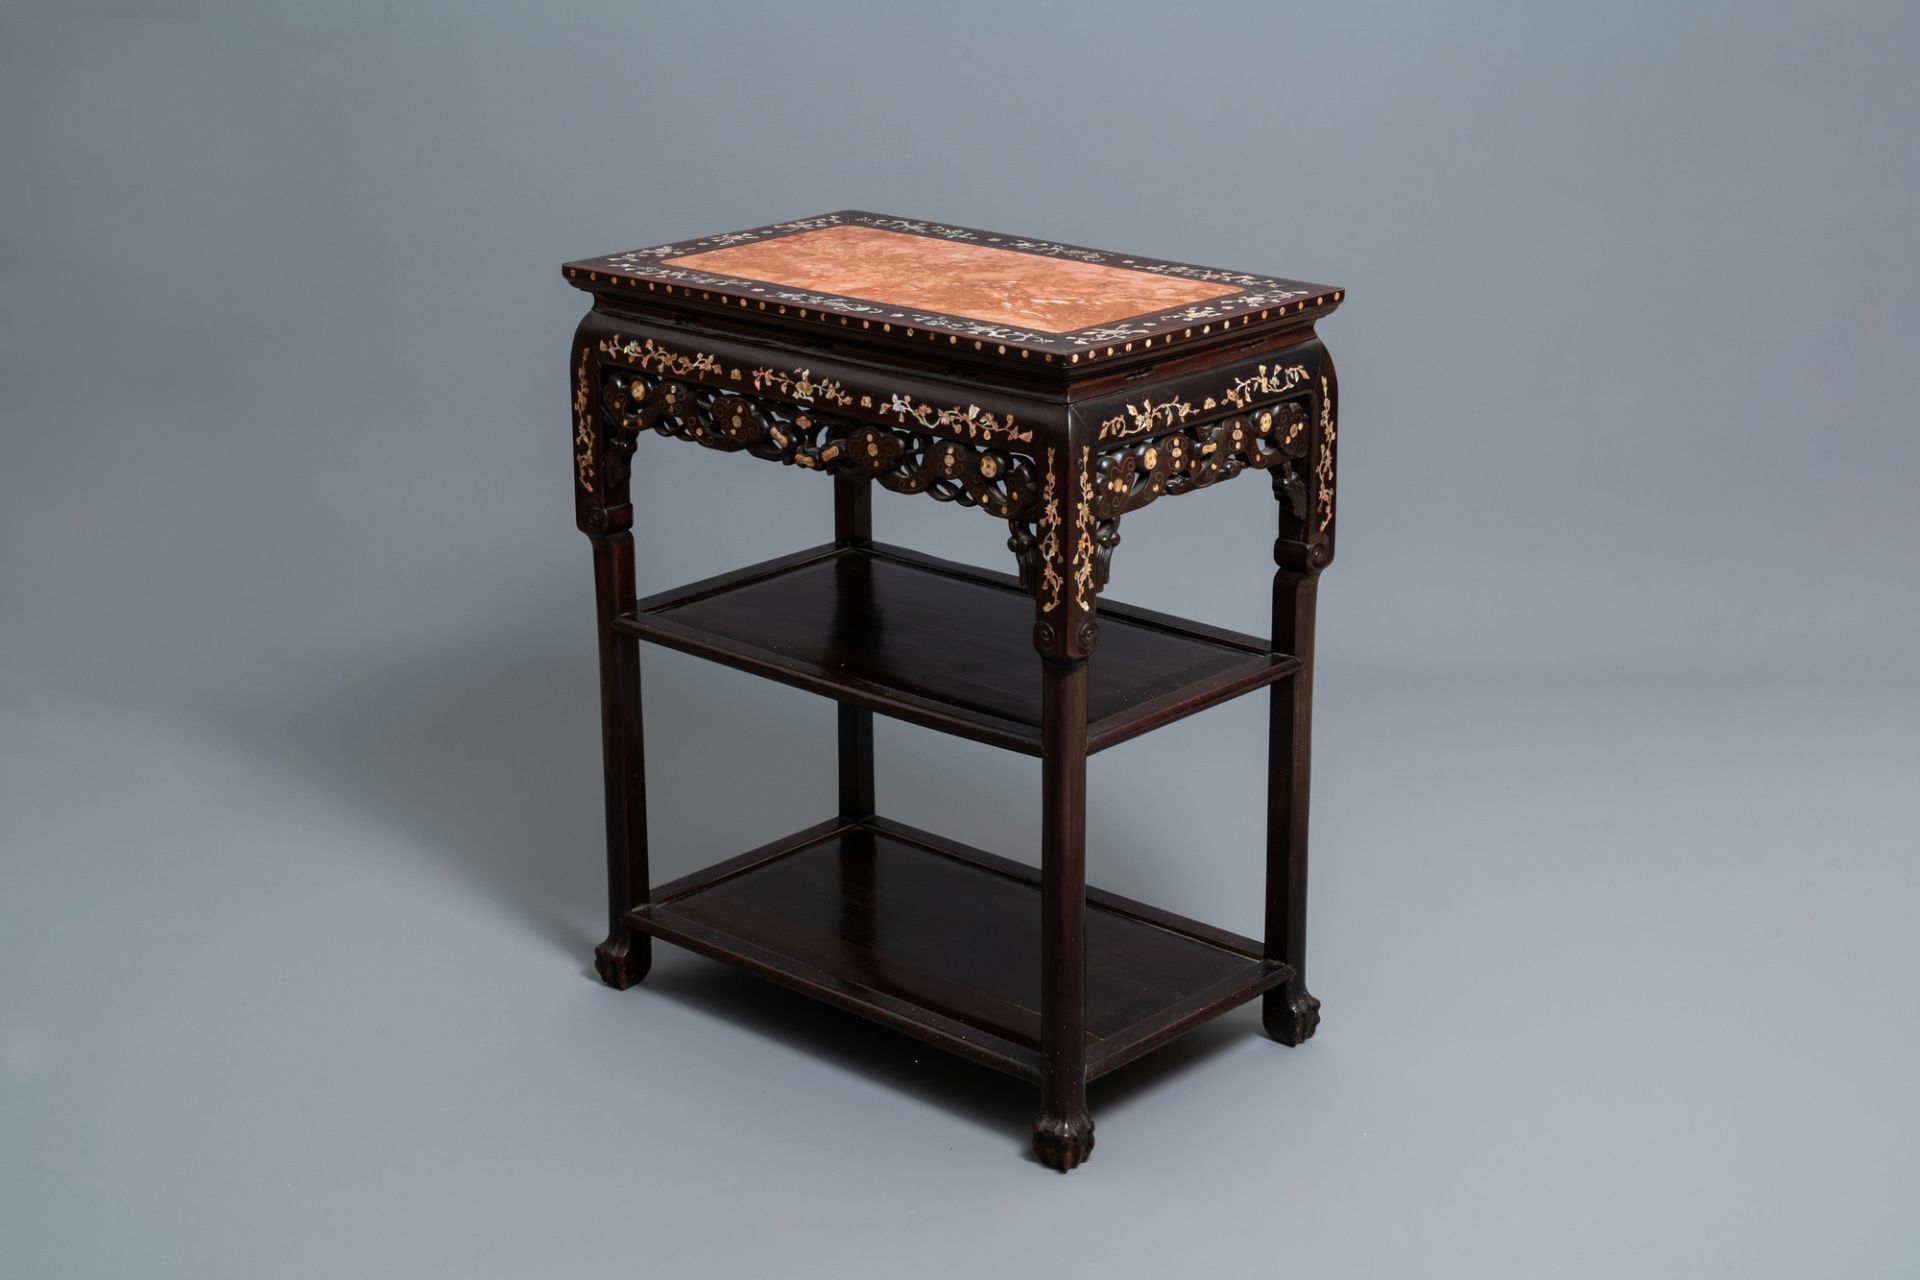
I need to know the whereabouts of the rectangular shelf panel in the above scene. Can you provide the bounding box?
[614,542,1297,755]
[630,817,1291,1082]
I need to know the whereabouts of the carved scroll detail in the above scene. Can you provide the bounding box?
[600,369,1037,520]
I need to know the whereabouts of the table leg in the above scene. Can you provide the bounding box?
[1033,655,1094,1170]
[834,476,876,823]
[837,709,874,824]
[1263,353,1336,1042]
[591,529,651,989]
[1262,585,1320,1041]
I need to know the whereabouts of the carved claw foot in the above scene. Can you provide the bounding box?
[593,934,650,990]
[1263,985,1321,1045]
[1032,1108,1096,1172]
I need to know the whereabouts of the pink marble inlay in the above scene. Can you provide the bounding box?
[664,226,1239,334]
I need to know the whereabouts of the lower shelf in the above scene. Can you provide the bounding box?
[631,816,1290,1082]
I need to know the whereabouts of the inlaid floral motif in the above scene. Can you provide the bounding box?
[1316,375,1336,533]
[1223,364,1313,410]
[1005,239,1105,262]
[1072,448,1097,611]
[573,348,594,493]
[601,336,722,381]
[1138,263,1281,288]
[596,334,1031,446]
[748,364,855,408]
[854,216,979,240]
[885,395,1033,444]
[1098,363,1312,441]
[1036,450,1063,615]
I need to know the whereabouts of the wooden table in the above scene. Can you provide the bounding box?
[562,212,1345,1171]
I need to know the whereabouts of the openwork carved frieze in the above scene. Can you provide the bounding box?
[1094,400,1314,521]
[1027,396,1321,593]
[598,335,1033,447]
[599,368,1038,520]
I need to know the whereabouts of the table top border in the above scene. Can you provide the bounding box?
[564,211,1343,366]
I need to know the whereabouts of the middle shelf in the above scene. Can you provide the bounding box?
[614,541,1298,756]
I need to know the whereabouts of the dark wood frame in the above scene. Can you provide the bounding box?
[566,228,1340,1172]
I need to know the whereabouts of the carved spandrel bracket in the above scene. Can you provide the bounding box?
[1094,399,1313,519]
[573,336,631,536]
[1068,344,1338,573]
[1018,444,1101,660]
[1009,396,1318,595]
[1276,370,1337,573]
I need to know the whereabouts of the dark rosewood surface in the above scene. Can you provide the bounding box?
[615,541,1299,755]
[633,817,1291,1083]
[568,213,1343,1172]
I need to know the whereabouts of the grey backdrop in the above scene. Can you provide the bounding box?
[4,3,1916,1276]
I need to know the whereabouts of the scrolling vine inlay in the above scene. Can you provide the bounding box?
[1316,374,1335,533]
[1098,363,1312,441]
[1034,449,1064,614]
[1073,448,1097,612]
[599,335,1033,446]
[573,348,594,494]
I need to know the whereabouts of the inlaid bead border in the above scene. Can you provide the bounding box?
[567,212,1344,364]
